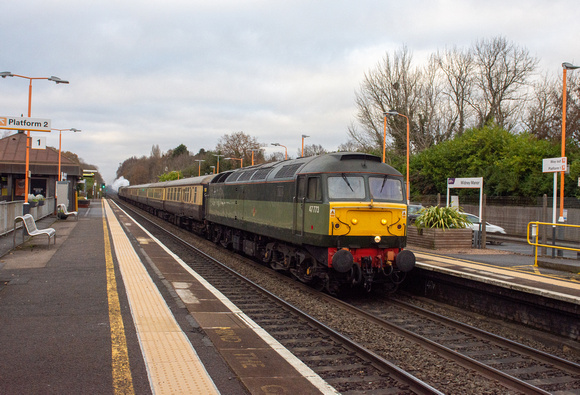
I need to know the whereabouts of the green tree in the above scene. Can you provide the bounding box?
[171,144,188,158]
[411,124,579,197]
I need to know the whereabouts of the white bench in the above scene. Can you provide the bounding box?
[13,214,57,249]
[57,203,78,221]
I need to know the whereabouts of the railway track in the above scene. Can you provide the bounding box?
[111,199,439,394]
[114,198,580,393]
[340,297,580,394]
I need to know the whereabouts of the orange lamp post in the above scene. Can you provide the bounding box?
[250,149,261,166]
[213,154,224,174]
[0,72,69,205]
[301,134,309,157]
[195,159,205,176]
[271,143,288,160]
[386,110,410,203]
[53,128,81,181]
[300,134,310,158]
[559,62,580,221]
[382,112,387,163]
[225,157,243,168]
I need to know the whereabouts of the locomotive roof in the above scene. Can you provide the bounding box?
[122,153,402,189]
[220,152,402,184]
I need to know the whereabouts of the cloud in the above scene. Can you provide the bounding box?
[1,0,578,183]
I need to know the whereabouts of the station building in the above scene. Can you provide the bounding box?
[0,131,81,204]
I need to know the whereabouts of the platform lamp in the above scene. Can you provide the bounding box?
[0,72,69,207]
[53,128,81,181]
[213,154,224,174]
[386,110,410,203]
[225,157,243,168]
[250,149,262,166]
[194,159,205,176]
[559,62,580,222]
[271,143,288,160]
[301,134,309,157]
[210,166,216,174]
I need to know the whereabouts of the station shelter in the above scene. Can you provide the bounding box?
[0,131,82,207]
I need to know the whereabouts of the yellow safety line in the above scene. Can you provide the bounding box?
[415,252,580,291]
[102,200,135,395]
[103,200,219,395]
[415,250,580,284]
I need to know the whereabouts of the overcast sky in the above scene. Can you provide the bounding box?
[1,0,578,184]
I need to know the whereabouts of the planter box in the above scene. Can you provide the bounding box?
[407,226,472,249]
[78,199,90,208]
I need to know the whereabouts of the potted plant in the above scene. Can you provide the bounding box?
[408,206,473,249]
[28,194,39,207]
[36,194,45,206]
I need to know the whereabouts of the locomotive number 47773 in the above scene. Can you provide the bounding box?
[309,205,320,213]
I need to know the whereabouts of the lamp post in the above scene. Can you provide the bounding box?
[210,166,216,174]
[53,128,81,181]
[250,149,261,166]
[213,154,224,173]
[386,110,410,203]
[382,112,387,163]
[1,72,69,206]
[559,62,580,222]
[271,143,288,160]
[225,157,243,168]
[194,159,205,176]
[301,134,309,157]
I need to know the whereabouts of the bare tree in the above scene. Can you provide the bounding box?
[298,144,328,157]
[348,46,421,154]
[472,36,538,129]
[216,131,264,165]
[435,46,475,136]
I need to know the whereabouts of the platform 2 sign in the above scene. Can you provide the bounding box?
[0,116,51,132]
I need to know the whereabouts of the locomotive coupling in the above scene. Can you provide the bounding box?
[395,250,416,272]
[331,248,354,273]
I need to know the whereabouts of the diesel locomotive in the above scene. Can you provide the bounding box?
[119,152,415,293]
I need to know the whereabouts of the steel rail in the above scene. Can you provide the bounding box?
[112,198,442,395]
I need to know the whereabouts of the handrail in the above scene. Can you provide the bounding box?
[527,221,580,266]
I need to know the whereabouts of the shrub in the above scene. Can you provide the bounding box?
[414,206,471,230]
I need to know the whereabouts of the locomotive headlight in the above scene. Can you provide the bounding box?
[351,218,358,225]
[381,218,387,225]
[374,235,381,243]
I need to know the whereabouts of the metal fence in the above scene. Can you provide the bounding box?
[0,198,56,236]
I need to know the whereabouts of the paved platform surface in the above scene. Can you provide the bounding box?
[0,201,244,394]
[0,200,335,395]
[1,200,578,393]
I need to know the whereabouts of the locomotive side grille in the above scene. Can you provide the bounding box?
[274,163,302,179]
[251,168,273,180]
[238,170,256,181]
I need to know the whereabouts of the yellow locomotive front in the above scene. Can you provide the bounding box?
[321,173,415,291]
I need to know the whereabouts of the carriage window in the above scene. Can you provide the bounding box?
[327,176,365,199]
[307,177,321,201]
[369,176,404,201]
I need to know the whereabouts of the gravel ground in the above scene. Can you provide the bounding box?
[126,205,579,394]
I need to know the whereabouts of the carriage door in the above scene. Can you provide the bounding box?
[293,175,306,236]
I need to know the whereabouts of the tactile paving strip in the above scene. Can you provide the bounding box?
[104,201,218,395]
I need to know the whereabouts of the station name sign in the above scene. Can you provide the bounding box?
[542,157,567,173]
[447,177,483,188]
[0,116,51,132]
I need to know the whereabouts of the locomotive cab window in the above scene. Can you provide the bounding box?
[306,177,322,202]
[327,175,365,200]
[369,176,404,201]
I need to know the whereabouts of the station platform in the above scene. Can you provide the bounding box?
[1,199,579,393]
[408,240,580,306]
[0,199,335,395]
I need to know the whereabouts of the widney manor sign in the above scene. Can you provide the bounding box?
[0,116,51,132]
